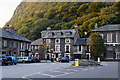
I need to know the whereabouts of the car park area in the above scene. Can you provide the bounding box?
[1,61,119,79]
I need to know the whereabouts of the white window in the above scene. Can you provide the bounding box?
[46,39,51,43]
[107,33,112,42]
[13,42,17,48]
[3,40,7,47]
[65,31,72,36]
[21,43,23,49]
[116,32,120,42]
[31,46,34,50]
[56,32,62,36]
[55,39,60,44]
[99,33,103,39]
[35,46,38,50]
[55,45,60,52]
[65,44,70,52]
[27,44,29,49]
[65,38,70,43]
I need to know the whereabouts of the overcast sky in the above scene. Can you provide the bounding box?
[0,0,22,27]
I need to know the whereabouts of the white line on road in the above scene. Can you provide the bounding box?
[82,69,88,71]
[51,72,73,78]
[37,72,55,77]
[66,69,78,71]
[98,67,101,68]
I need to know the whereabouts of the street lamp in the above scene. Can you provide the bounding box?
[84,30,87,59]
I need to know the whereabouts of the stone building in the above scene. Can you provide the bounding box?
[92,24,120,59]
[0,26,31,57]
[40,26,90,59]
[31,38,46,59]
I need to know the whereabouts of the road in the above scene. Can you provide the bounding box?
[1,61,119,80]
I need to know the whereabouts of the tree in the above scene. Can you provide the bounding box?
[38,44,47,59]
[89,33,105,60]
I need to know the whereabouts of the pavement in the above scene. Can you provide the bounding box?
[1,61,119,80]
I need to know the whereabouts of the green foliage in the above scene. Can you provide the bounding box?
[4,2,119,40]
[89,33,105,59]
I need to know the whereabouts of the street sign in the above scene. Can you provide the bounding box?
[75,59,79,66]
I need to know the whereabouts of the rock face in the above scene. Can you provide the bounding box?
[4,2,119,40]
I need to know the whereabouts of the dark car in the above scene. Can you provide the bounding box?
[30,57,41,63]
[59,57,69,63]
[0,55,17,66]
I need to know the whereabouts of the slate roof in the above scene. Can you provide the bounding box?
[73,38,91,46]
[0,29,31,42]
[92,24,120,32]
[43,29,76,38]
[31,38,43,46]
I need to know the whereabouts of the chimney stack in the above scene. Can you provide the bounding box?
[95,23,98,29]
[47,27,51,31]
[74,25,78,32]
[5,25,17,34]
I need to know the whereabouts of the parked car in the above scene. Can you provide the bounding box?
[0,55,18,66]
[0,55,7,66]
[17,56,32,63]
[5,56,18,65]
[30,57,41,63]
[59,57,69,63]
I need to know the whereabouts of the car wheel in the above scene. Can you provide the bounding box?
[5,63,8,66]
[10,62,13,65]
[14,63,17,65]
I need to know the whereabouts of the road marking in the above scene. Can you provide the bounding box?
[89,68,94,70]
[98,67,101,69]
[66,69,78,71]
[37,72,56,77]
[82,69,88,71]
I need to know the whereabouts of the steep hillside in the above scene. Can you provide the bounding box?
[5,2,120,40]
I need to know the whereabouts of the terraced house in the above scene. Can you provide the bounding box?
[0,26,31,57]
[92,24,120,59]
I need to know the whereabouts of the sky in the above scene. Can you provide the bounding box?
[0,0,22,28]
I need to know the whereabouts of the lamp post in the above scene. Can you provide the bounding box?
[84,30,87,59]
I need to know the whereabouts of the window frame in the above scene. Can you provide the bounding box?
[65,38,70,43]
[65,44,70,53]
[55,39,60,44]
[3,40,7,47]
[55,45,60,53]
[107,33,112,42]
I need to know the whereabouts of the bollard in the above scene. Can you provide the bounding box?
[98,57,100,63]
[75,59,79,66]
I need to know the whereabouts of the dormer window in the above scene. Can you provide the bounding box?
[56,32,63,36]
[65,31,72,36]
[48,32,54,36]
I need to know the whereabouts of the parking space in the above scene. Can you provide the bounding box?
[22,64,104,79]
[2,61,118,79]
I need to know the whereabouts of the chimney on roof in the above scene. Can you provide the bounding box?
[47,27,51,31]
[95,23,98,29]
[5,25,17,34]
[74,25,78,32]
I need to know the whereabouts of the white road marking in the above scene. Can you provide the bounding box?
[98,67,101,69]
[66,69,78,71]
[89,68,94,70]
[51,72,73,78]
[82,69,88,71]
[37,72,55,77]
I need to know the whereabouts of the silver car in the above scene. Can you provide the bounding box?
[17,57,32,63]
